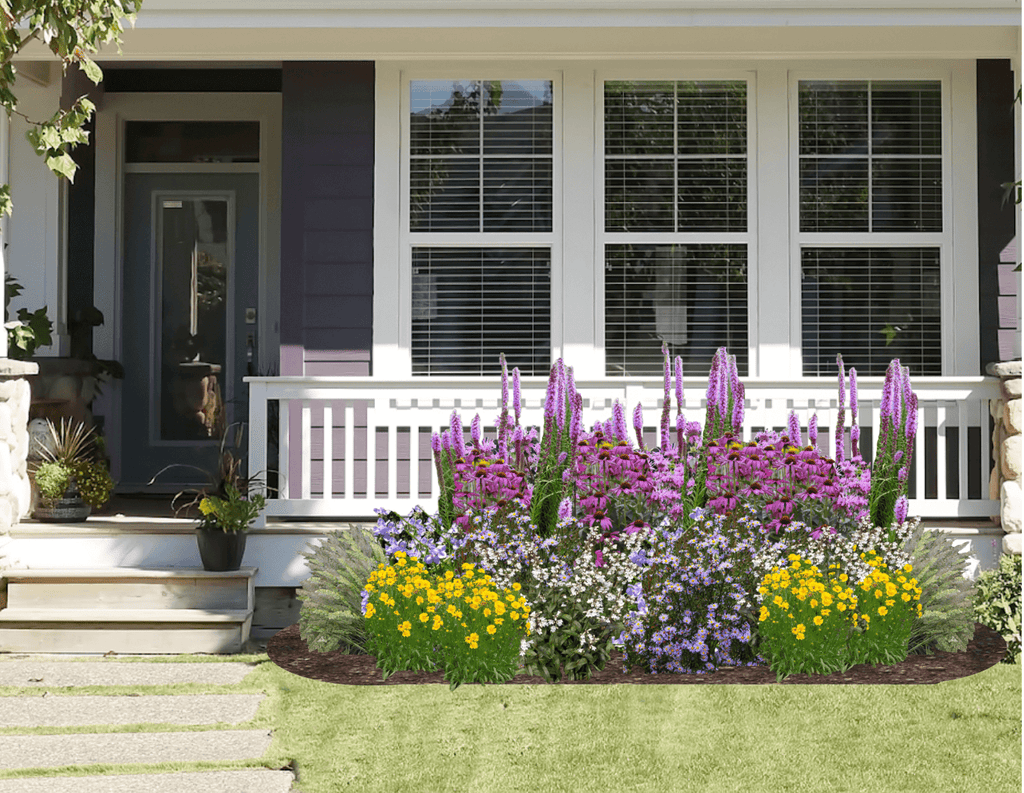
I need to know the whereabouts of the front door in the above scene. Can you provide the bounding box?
[120,172,259,489]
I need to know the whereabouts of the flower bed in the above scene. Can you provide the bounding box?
[346,348,975,687]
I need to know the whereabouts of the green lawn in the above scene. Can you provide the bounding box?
[1,655,1019,792]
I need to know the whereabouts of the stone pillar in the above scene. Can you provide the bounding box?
[987,360,1022,555]
[0,360,38,597]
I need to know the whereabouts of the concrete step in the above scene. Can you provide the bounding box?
[0,661,256,688]
[0,609,253,654]
[0,694,265,726]
[0,729,274,770]
[0,769,295,793]
[4,568,257,612]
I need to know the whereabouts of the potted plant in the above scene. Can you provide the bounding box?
[31,419,114,522]
[150,421,270,571]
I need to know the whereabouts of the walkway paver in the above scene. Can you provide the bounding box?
[0,694,265,727]
[0,769,295,793]
[0,661,255,688]
[0,729,273,770]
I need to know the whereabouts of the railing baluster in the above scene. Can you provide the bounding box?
[410,421,421,500]
[366,398,377,502]
[959,400,970,505]
[301,401,312,500]
[344,400,355,501]
[388,414,399,500]
[247,380,268,527]
[323,403,333,501]
[974,398,987,504]
[935,402,947,502]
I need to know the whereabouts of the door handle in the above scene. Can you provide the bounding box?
[246,332,256,376]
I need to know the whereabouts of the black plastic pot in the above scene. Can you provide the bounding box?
[195,526,247,571]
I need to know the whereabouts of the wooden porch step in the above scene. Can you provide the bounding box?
[4,568,257,612]
[0,568,257,654]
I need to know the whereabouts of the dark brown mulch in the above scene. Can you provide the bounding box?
[268,622,1008,686]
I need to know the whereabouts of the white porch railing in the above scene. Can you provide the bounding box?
[245,375,1002,526]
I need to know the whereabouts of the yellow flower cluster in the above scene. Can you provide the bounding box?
[363,552,530,648]
[758,553,858,640]
[852,550,923,627]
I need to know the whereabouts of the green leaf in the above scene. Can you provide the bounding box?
[79,55,102,85]
[45,151,77,181]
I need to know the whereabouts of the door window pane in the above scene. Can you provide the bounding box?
[157,197,229,440]
[126,121,259,163]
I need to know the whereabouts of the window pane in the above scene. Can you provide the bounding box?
[799,80,942,232]
[410,80,553,233]
[604,81,675,156]
[871,81,942,156]
[605,243,748,377]
[412,247,551,376]
[677,159,746,231]
[800,158,869,231]
[483,158,553,232]
[126,121,259,163]
[801,247,941,376]
[410,158,480,231]
[605,160,674,231]
[871,159,942,231]
[605,80,748,233]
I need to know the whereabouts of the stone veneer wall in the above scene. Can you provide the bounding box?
[987,360,1022,555]
[0,360,37,607]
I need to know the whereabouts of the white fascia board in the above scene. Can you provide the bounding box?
[128,6,1021,30]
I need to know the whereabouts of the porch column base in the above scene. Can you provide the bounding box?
[986,360,1022,556]
[0,359,38,577]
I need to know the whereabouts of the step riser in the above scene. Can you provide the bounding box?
[7,579,254,611]
[0,618,252,654]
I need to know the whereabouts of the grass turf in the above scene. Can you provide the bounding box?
[0,655,1018,792]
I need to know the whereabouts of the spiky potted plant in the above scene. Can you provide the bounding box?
[31,419,114,522]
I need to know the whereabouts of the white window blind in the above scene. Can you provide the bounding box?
[798,79,944,376]
[411,247,551,375]
[603,80,749,376]
[407,79,555,376]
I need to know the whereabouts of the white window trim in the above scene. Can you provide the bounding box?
[374,59,979,381]
[595,68,758,378]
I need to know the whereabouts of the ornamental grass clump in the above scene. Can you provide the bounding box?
[362,552,530,690]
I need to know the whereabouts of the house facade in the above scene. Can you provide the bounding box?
[1,1,1020,566]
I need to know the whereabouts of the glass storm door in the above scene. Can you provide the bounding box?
[120,173,259,488]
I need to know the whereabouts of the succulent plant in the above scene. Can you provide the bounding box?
[902,524,976,655]
[297,525,387,655]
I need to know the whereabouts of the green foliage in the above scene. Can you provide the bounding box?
[297,526,386,655]
[4,274,52,359]
[974,553,1022,664]
[196,483,265,534]
[33,460,70,500]
[903,524,976,655]
[0,0,142,213]
[519,587,617,682]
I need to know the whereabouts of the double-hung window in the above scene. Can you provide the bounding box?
[601,77,753,377]
[406,78,556,376]
[796,78,946,376]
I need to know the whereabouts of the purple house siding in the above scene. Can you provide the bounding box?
[977,59,1018,366]
[280,61,375,377]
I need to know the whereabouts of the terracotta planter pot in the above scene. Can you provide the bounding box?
[195,525,248,571]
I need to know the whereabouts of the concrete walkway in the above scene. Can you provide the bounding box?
[0,657,295,793]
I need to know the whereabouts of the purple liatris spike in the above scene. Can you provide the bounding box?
[613,401,628,441]
[450,410,465,458]
[431,432,442,455]
[835,354,846,463]
[512,367,522,424]
[808,414,818,447]
[849,367,859,457]
[471,413,482,447]
[554,359,566,428]
[557,497,572,521]
[894,495,909,525]
[662,342,671,397]
[905,390,918,443]
[727,352,739,410]
[633,403,645,449]
[570,392,583,444]
[706,349,721,411]
[674,356,684,415]
[731,382,745,436]
[787,411,800,445]
[676,413,685,451]
[544,362,558,422]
